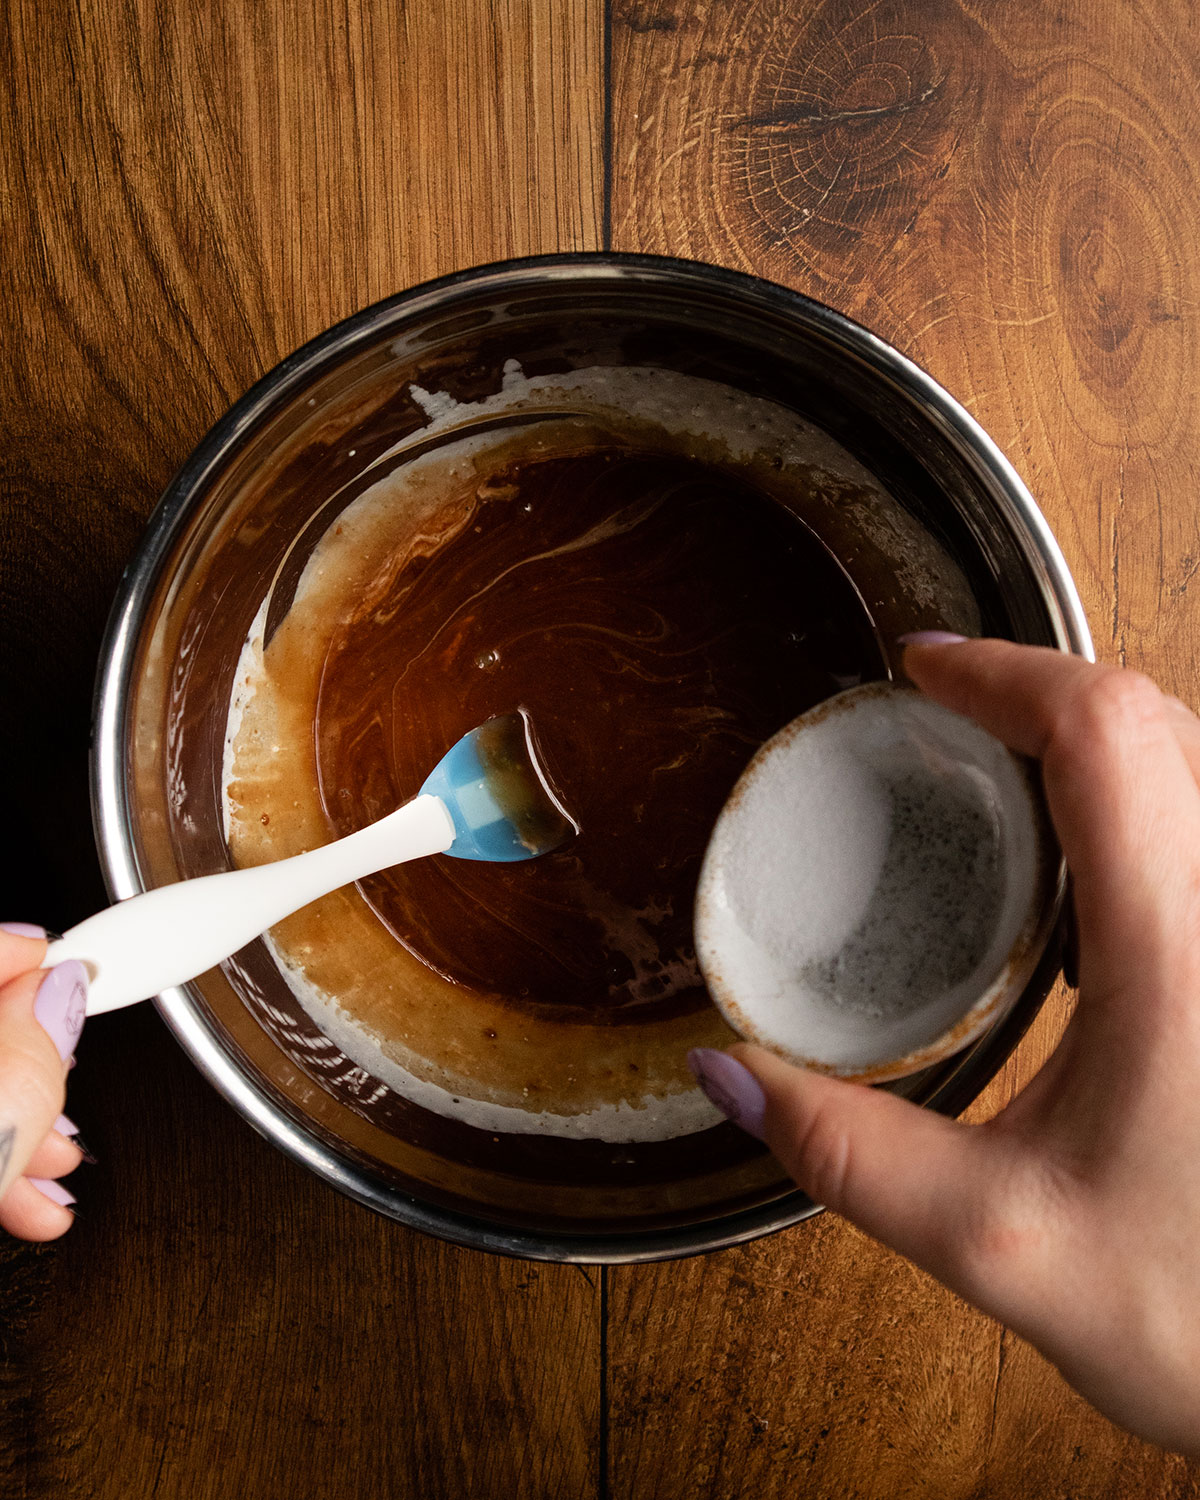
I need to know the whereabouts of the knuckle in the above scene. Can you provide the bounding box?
[949,1153,1062,1301]
[959,1194,1026,1270]
[1048,667,1165,766]
[0,1039,66,1121]
[784,1099,853,1209]
[949,1196,1031,1303]
[1073,668,1163,737]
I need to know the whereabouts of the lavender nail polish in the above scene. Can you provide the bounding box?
[687,1049,767,1139]
[897,631,969,647]
[28,1177,75,1209]
[0,922,47,939]
[33,962,88,1062]
[52,1115,96,1163]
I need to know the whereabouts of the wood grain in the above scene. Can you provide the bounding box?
[34,1007,599,1500]
[1,2,602,1496]
[610,0,1200,1495]
[4,0,1200,1494]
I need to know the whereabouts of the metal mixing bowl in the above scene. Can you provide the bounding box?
[91,254,1091,1262]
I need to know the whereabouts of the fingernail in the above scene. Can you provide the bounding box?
[52,1115,96,1162]
[687,1049,767,1139]
[897,631,969,647]
[33,962,88,1062]
[0,922,47,939]
[28,1177,76,1209]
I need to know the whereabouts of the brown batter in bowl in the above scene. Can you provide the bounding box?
[101,257,1088,1258]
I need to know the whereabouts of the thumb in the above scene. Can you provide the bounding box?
[691,1044,993,1284]
[0,959,86,1199]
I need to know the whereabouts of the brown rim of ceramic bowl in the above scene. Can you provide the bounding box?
[696,682,1061,1086]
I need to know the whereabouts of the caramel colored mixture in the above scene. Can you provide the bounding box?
[224,373,974,1140]
[315,444,884,1021]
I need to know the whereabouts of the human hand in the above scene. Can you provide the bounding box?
[689,637,1200,1454]
[0,926,87,1239]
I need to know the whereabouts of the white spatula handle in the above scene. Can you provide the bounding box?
[45,794,455,1016]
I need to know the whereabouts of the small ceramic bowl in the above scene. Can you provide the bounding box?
[695,683,1059,1085]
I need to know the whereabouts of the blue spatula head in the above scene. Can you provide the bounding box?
[420,712,577,862]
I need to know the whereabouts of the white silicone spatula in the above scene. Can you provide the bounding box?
[45,713,573,1016]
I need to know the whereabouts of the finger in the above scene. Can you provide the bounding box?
[0,961,86,1200]
[0,1175,74,1241]
[1163,695,1200,785]
[902,638,1111,756]
[695,1045,1001,1286]
[904,639,1200,1002]
[24,1129,83,1179]
[906,637,1200,804]
[0,927,49,988]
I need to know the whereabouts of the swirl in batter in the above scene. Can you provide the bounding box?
[223,369,975,1140]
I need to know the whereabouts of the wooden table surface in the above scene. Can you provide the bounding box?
[4,2,1200,1495]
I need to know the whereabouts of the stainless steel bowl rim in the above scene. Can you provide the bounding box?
[90,252,1094,1263]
